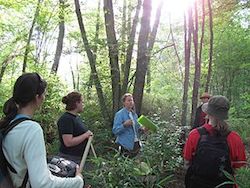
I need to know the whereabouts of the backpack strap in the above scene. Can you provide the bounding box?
[2,117,32,136]
[2,117,32,188]
[197,127,208,136]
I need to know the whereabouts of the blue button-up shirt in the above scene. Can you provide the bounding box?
[112,107,140,150]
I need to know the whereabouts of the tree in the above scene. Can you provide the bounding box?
[51,0,65,74]
[74,0,111,124]
[22,0,42,73]
[190,1,201,126]
[103,0,121,116]
[146,0,163,93]
[181,7,193,127]
[133,0,152,115]
[205,0,214,92]
[121,0,142,95]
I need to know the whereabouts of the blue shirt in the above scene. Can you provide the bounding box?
[112,107,140,150]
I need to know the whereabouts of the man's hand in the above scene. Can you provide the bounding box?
[123,119,133,127]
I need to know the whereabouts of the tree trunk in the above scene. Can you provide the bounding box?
[103,0,121,116]
[198,0,205,73]
[0,54,18,84]
[22,0,42,73]
[51,0,65,74]
[146,0,163,93]
[205,0,214,92]
[169,14,183,81]
[87,0,101,97]
[70,62,76,89]
[190,1,201,126]
[133,0,152,115]
[120,0,127,73]
[74,0,111,124]
[93,0,101,57]
[181,9,193,127]
[121,0,142,95]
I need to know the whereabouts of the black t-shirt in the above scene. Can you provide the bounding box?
[57,112,88,157]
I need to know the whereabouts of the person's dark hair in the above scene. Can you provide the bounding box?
[62,92,82,111]
[121,93,133,103]
[0,73,47,129]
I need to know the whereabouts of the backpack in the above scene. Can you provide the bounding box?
[188,127,234,188]
[0,117,31,188]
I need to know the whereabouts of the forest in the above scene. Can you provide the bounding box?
[0,0,249,187]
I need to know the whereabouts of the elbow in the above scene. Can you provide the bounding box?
[63,139,74,147]
[64,141,73,147]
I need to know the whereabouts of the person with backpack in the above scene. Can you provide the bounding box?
[183,95,246,188]
[57,91,93,164]
[0,73,84,188]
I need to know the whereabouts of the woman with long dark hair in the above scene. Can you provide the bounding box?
[1,73,83,187]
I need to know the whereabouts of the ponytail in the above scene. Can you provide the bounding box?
[0,97,18,129]
[213,119,230,136]
[0,72,47,130]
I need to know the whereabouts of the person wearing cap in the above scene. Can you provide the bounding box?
[183,95,246,188]
[192,92,211,129]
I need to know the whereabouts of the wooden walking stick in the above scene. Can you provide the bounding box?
[79,135,93,173]
[90,143,97,158]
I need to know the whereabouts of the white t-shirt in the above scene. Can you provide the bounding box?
[3,120,83,188]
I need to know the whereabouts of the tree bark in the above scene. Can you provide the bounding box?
[74,0,111,124]
[121,0,142,95]
[205,0,214,92]
[103,0,121,116]
[181,9,193,127]
[93,0,101,57]
[121,0,127,72]
[198,0,205,74]
[22,0,42,73]
[0,54,19,84]
[146,0,163,93]
[169,15,183,81]
[133,0,152,115]
[190,1,201,126]
[51,0,65,74]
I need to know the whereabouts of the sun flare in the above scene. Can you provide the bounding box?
[152,0,195,21]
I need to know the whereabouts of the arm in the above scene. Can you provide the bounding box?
[62,131,93,147]
[183,130,200,169]
[24,124,84,188]
[228,132,247,169]
[112,112,131,135]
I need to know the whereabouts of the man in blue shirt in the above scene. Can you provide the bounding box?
[112,93,142,158]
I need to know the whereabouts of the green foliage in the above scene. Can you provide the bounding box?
[229,117,250,144]
[85,114,182,188]
[215,168,250,188]
[86,155,174,188]
[141,116,183,173]
[235,167,250,188]
[142,94,182,125]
